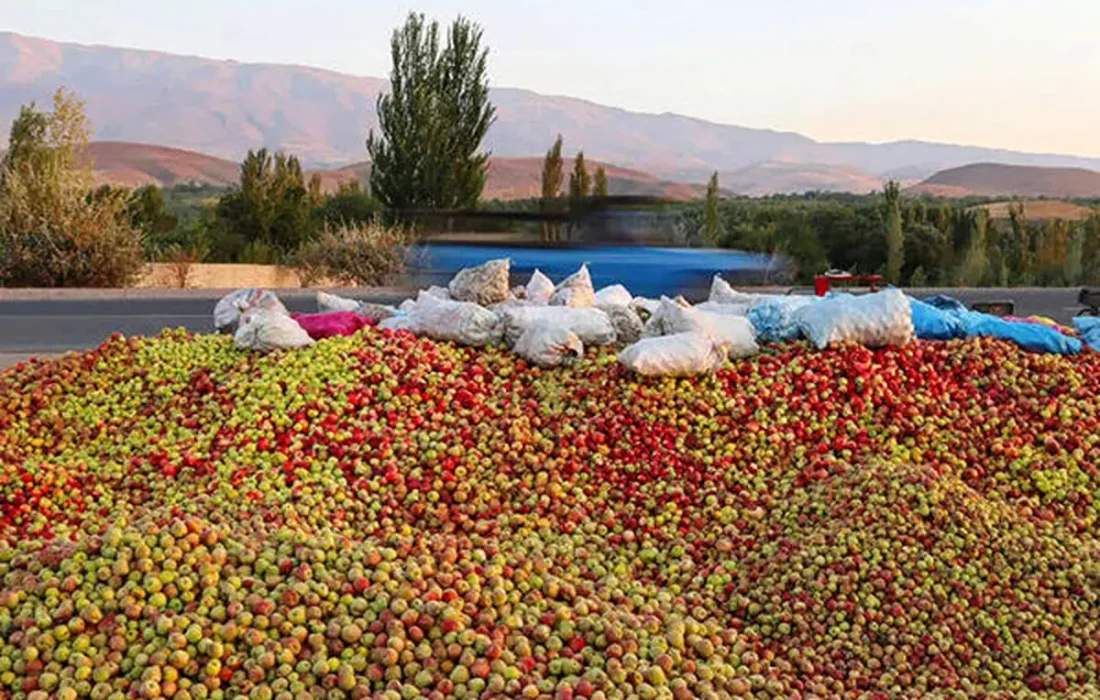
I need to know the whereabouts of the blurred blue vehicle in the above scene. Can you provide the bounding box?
[410,244,781,300]
[402,197,788,299]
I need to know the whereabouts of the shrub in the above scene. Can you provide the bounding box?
[0,164,146,287]
[292,221,411,287]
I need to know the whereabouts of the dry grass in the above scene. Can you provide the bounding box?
[975,200,1096,222]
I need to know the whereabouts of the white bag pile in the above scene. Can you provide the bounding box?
[795,288,914,350]
[220,260,919,378]
[234,308,314,352]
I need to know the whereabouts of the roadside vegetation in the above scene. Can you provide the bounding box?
[1,14,1097,289]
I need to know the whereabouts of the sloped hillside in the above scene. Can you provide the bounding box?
[909,163,1100,198]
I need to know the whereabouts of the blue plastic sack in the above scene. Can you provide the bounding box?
[748,296,816,343]
[1075,317,1100,351]
[957,311,1081,355]
[908,297,966,341]
[923,295,969,314]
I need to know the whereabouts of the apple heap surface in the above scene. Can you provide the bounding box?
[1,328,1100,699]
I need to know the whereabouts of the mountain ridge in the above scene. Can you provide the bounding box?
[4,31,1100,192]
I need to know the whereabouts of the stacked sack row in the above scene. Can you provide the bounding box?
[213,258,1091,377]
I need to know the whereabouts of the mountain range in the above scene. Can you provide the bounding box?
[5,31,1100,196]
[79,142,708,201]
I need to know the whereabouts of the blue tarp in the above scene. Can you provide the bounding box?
[908,297,966,341]
[910,294,1079,354]
[955,311,1082,355]
[1075,317,1100,351]
[923,295,970,314]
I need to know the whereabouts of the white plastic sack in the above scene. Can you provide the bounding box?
[214,288,287,332]
[233,309,314,352]
[488,299,531,314]
[549,264,596,307]
[448,259,511,306]
[599,304,644,345]
[317,291,361,313]
[401,293,504,347]
[644,298,758,358]
[379,315,415,333]
[643,297,704,338]
[594,284,633,307]
[501,306,616,347]
[618,332,728,377]
[630,297,661,319]
[709,275,768,305]
[425,285,453,300]
[398,298,418,313]
[525,269,555,305]
[513,323,584,368]
[795,289,914,350]
[694,300,752,317]
[316,291,395,320]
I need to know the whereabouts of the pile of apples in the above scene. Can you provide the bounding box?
[1,327,1099,698]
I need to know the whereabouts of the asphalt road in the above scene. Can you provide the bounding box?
[0,287,1089,367]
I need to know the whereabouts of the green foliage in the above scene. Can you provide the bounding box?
[367,13,495,212]
[909,266,928,287]
[593,166,609,198]
[568,152,591,202]
[292,221,411,287]
[0,88,145,287]
[690,191,1097,288]
[702,171,720,246]
[213,149,318,261]
[884,180,904,284]
[313,181,381,228]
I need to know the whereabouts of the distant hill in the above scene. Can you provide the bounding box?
[80,141,704,200]
[83,141,238,188]
[721,161,885,196]
[908,163,1100,198]
[973,200,1096,222]
[5,31,1100,192]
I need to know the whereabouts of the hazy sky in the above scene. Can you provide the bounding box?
[5,0,1100,156]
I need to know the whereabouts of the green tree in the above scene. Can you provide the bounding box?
[568,151,590,202]
[0,88,145,287]
[957,210,989,286]
[593,166,609,198]
[215,149,316,260]
[314,180,381,227]
[128,186,179,237]
[540,135,565,241]
[1064,224,1084,286]
[702,171,721,246]
[367,13,495,212]
[883,180,904,284]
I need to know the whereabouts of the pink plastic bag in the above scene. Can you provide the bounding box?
[289,312,374,340]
